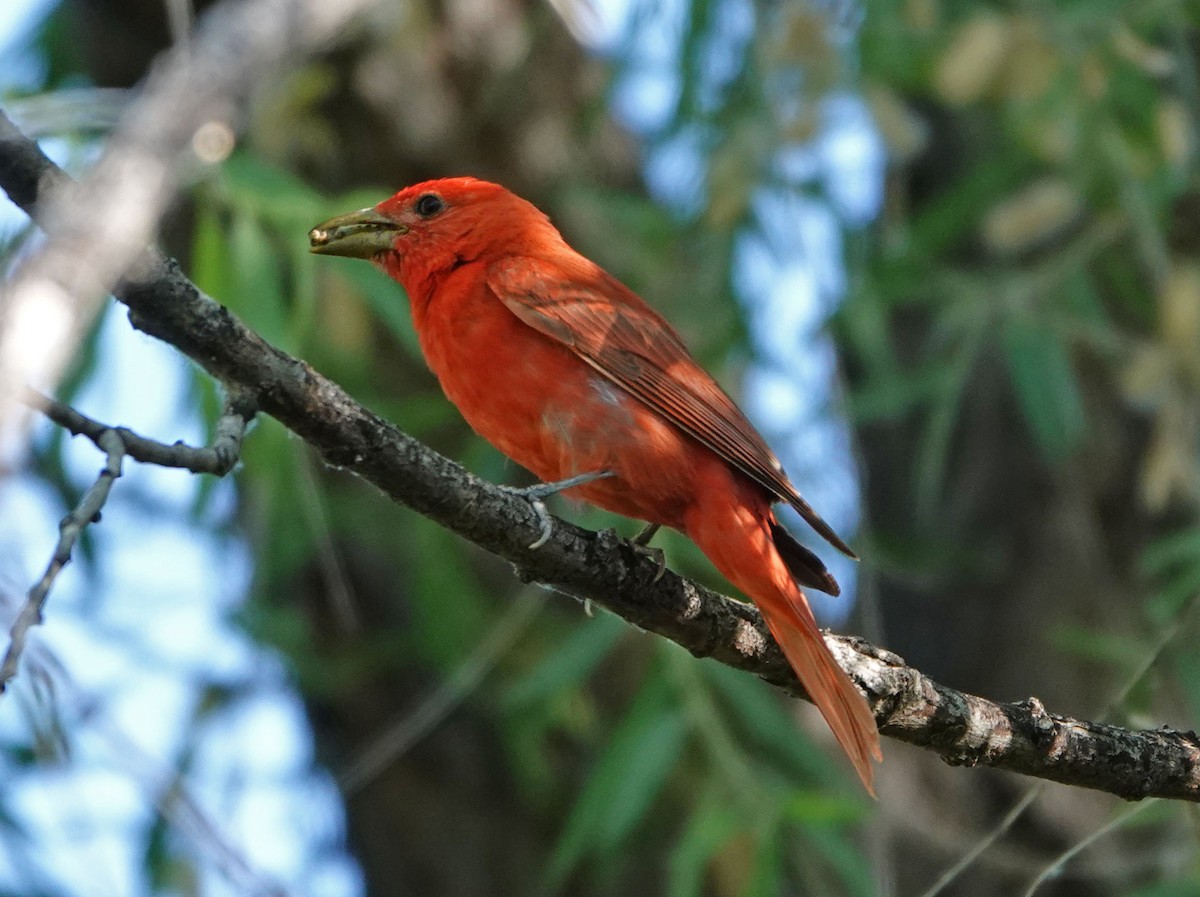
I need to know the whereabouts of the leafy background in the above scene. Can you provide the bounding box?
[2,0,1200,895]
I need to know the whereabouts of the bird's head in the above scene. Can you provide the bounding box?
[309,177,559,287]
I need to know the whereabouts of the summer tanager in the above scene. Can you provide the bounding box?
[309,177,881,792]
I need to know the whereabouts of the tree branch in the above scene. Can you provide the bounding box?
[23,386,256,475]
[0,428,124,693]
[2,109,1198,802]
[0,388,256,694]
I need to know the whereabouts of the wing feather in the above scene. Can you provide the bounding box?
[488,256,856,558]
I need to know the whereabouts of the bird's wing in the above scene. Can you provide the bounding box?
[487,255,855,558]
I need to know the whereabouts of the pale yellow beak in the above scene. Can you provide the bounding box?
[308,208,407,259]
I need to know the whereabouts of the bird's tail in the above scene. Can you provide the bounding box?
[687,503,881,795]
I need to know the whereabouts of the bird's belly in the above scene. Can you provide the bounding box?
[538,378,699,528]
[432,333,696,528]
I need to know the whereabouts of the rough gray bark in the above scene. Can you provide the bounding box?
[2,108,1198,803]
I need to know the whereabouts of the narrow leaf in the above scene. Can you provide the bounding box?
[1003,316,1085,461]
[544,672,686,891]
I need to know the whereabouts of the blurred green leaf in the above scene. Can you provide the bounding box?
[544,670,687,891]
[914,318,984,519]
[1148,564,1200,626]
[331,264,424,361]
[846,362,961,423]
[1140,527,1200,579]
[1126,884,1200,897]
[1048,624,1145,667]
[192,199,232,300]
[217,152,325,224]
[837,282,898,381]
[702,661,842,786]
[779,790,868,825]
[403,523,490,669]
[376,394,459,439]
[1003,315,1085,461]
[744,824,783,897]
[1169,646,1200,732]
[504,611,625,711]
[667,785,741,897]
[796,822,874,897]
[1059,269,1109,327]
[227,209,290,349]
[909,155,1032,256]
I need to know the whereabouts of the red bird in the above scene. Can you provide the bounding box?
[309,177,881,792]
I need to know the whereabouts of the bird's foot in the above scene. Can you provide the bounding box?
[629,523,666,582]
[500,469,614,549]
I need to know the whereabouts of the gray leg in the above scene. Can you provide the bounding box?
[500,469,615,549]
[632,522,660,545]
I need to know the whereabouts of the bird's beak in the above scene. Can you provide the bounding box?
[308,208,408,259]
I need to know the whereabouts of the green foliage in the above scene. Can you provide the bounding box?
[666,784,740,897]
[1127,885,1200,897]
[844,2,1200,892]
[1144,527,1200,624]
[543,665,687,890]
[1002,312,1085,461]
[702,661,842,787]
[503,611,625,712]
[530,643,869,896]
[846,0,1197,497]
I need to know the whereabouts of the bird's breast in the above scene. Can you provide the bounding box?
[414,277,700,526]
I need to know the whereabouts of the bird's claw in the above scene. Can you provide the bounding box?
[627,522,666,581]
[500,469,615,550]
[527,498,554,550]
[644,545,668,583]
[628,540,667,583]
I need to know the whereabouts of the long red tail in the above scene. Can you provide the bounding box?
[686,499,882,794]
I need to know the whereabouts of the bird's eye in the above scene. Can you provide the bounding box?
[415,193,444,217]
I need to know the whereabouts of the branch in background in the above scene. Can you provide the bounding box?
[0,428,125,693]
[23,387,257,475]
[0,0,378,446]
[338,590,549,796]
[0,389,256,694]
[2,109,1198,803]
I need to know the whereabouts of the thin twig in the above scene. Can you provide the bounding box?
[1,389,257,693]
[917,786,1046,897]
[1019,800,1157,897]
[24,386,256,475]
[919,590,1200,894]
[0,429,125,692]
[338,590,546,795]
